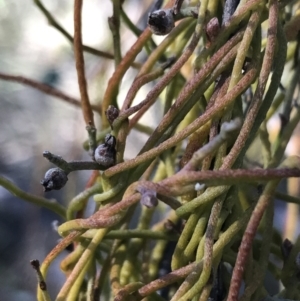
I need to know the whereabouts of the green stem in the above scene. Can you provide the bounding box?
[109,0,122,69]
[82,229,178,240]
[275,191,300,205]
[55,229,108,301]
[38,231,84,301]
[177,197,225,300]
[235,20,287,165]
[0,176,66,219]
[105,45,256,178]
[149,205,253,300]
[67,183,102,220]
[66,257,93,301]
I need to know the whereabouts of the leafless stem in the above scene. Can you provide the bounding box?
[74,0,95,126]
[0,72,101,113]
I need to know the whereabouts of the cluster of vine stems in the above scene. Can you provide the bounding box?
[1,0,300,300]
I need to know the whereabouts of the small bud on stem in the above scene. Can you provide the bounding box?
[94,134,117,167]
[40,168,68,192]
[148,9,175,35]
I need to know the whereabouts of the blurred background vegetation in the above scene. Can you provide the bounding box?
[0,0,159,299]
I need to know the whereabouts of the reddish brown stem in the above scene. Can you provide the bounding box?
[162,168,300,191]
[0,72,100,113]
[101,0,175,127]
[227,181,276,301]
[74,0,95,126]
[138,261,202,297]
[121,58,175,111]
[221,1,278,171]
[128,32,202,128]
[105,65,257,178]
[130,30,243,146]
